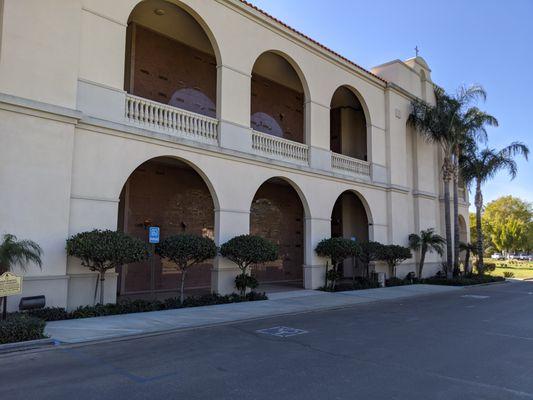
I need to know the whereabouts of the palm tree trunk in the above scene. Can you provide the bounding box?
[475,180,484,274]
[453,164,460,276]
[418,248,426,278]
[443,178,453,279]
[464,250,471,276]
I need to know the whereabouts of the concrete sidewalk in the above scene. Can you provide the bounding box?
[45,284,462,344]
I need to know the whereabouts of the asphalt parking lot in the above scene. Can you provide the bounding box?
[1,280,532,400]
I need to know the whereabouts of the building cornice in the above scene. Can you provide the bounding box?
[0,92,81,124]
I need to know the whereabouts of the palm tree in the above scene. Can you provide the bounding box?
[459,241,477,276]
[0,234,43,274]
[461,143,529,272]
[0,234,42,318]
[452,105,497,275]
[408,228,446,278]
[408,86,476,278]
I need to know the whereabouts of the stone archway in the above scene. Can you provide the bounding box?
[125,0,220,118]
[250,51,308,144]
[117,157,216,300]
[249,177,307,290]
[331,191,370,279]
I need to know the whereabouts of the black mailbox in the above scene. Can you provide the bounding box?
[19,295,46,311]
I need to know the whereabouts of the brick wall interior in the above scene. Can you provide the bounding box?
[126,24,217,118]
[251,74,304,143]
[118,159,215,297]
[250,181,304,283]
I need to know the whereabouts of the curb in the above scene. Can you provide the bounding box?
[45,288,461,349]
[0,338,58,355]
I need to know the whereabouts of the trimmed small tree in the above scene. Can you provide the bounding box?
[408,228,446,278]
[66,230,149,305]
[358,241,384,279]
[156,234,217,303]
[220,235,278,297]
[315,237,360,290]
[376,244,412,278]
[459,241,477,276]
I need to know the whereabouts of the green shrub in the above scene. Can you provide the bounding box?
[66,230,150,304]
[0,315,46,344]
[476,261,497,275]
[220,235,278,297]
[13,292,268,322]
[503,271,515,278]
[385,277,408,287]
[156,234,217,303]
[25,307,70,321]
[423,274,504,286]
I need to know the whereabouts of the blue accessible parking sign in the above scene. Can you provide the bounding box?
[148,226,160,244]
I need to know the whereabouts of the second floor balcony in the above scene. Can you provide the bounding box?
[112,0,372,180]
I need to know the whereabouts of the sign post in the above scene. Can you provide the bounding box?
[148,227,160,297]
[0,272,23,320]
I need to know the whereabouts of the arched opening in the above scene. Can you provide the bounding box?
[251,52,306,144]
[250,178,306,290]
[331,191,370,279]
[125,0,218,118]
[330,86,368,161]
[117,157,216,300]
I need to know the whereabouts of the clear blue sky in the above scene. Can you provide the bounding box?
[249,0,533,208]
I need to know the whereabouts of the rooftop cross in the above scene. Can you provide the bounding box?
[415,45,420,57]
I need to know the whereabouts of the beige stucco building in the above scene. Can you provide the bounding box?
[0,0,469,311]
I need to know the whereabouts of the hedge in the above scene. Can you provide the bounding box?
[0,315,46,344]
[14,292,268,322]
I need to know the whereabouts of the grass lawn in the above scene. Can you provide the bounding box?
[485,259,533,280]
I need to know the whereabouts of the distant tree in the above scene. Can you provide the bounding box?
[375,245,412,278]
[66,230,149,305]
[408,229,446,278]
[156,234,217,303]
[482,196,532,255]
[461,144,529,270]
[220,235,278,297]
[315,238,360,290]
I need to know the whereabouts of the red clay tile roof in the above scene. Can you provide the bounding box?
[239,0,387,84]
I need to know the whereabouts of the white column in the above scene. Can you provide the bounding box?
[217,65,253,153]
[211,208,250,294]
[303,217,331,289]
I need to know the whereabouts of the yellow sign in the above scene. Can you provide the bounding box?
[0,272,23,297]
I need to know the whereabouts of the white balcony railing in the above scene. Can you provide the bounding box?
[251,130,309,164]
[125,94,218,144]
[331,152,371,177]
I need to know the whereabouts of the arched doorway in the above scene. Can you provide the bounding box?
[250,178,306,290]
[331,191,370,278]
[251,52,307,144]
[117,157,216,300]
[330,86,368,161]
[125,0,218,117]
